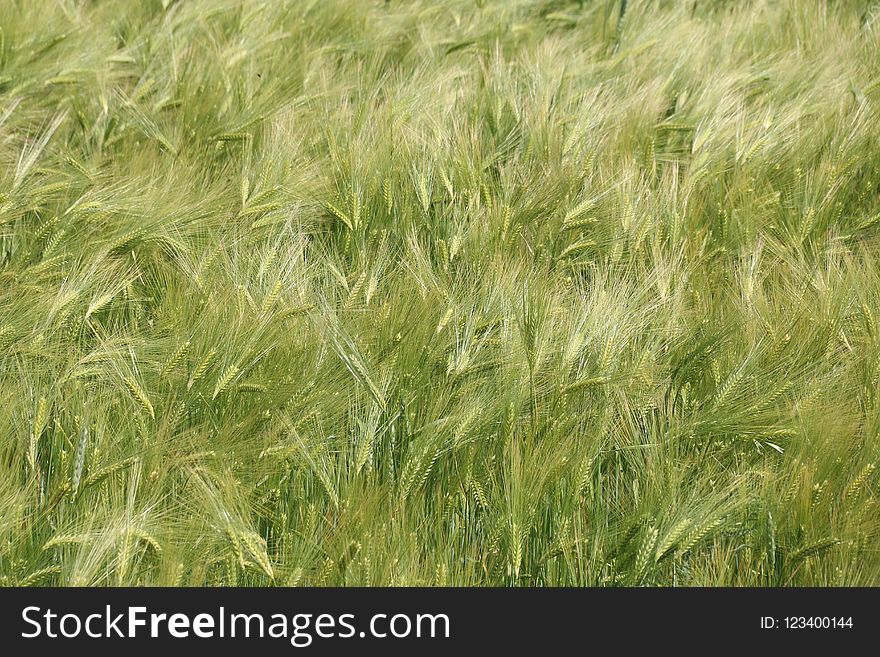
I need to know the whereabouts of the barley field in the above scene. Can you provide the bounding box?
[1,0,879,587]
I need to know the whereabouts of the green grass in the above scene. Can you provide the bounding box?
[1,0,879,587]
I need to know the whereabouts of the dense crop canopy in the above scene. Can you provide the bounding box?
[0,0,878,586]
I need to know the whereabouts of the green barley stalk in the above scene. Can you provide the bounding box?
[212,365,240,400]
[123,376,155,419]
[188,349,217,389]
[161,340,191,378]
